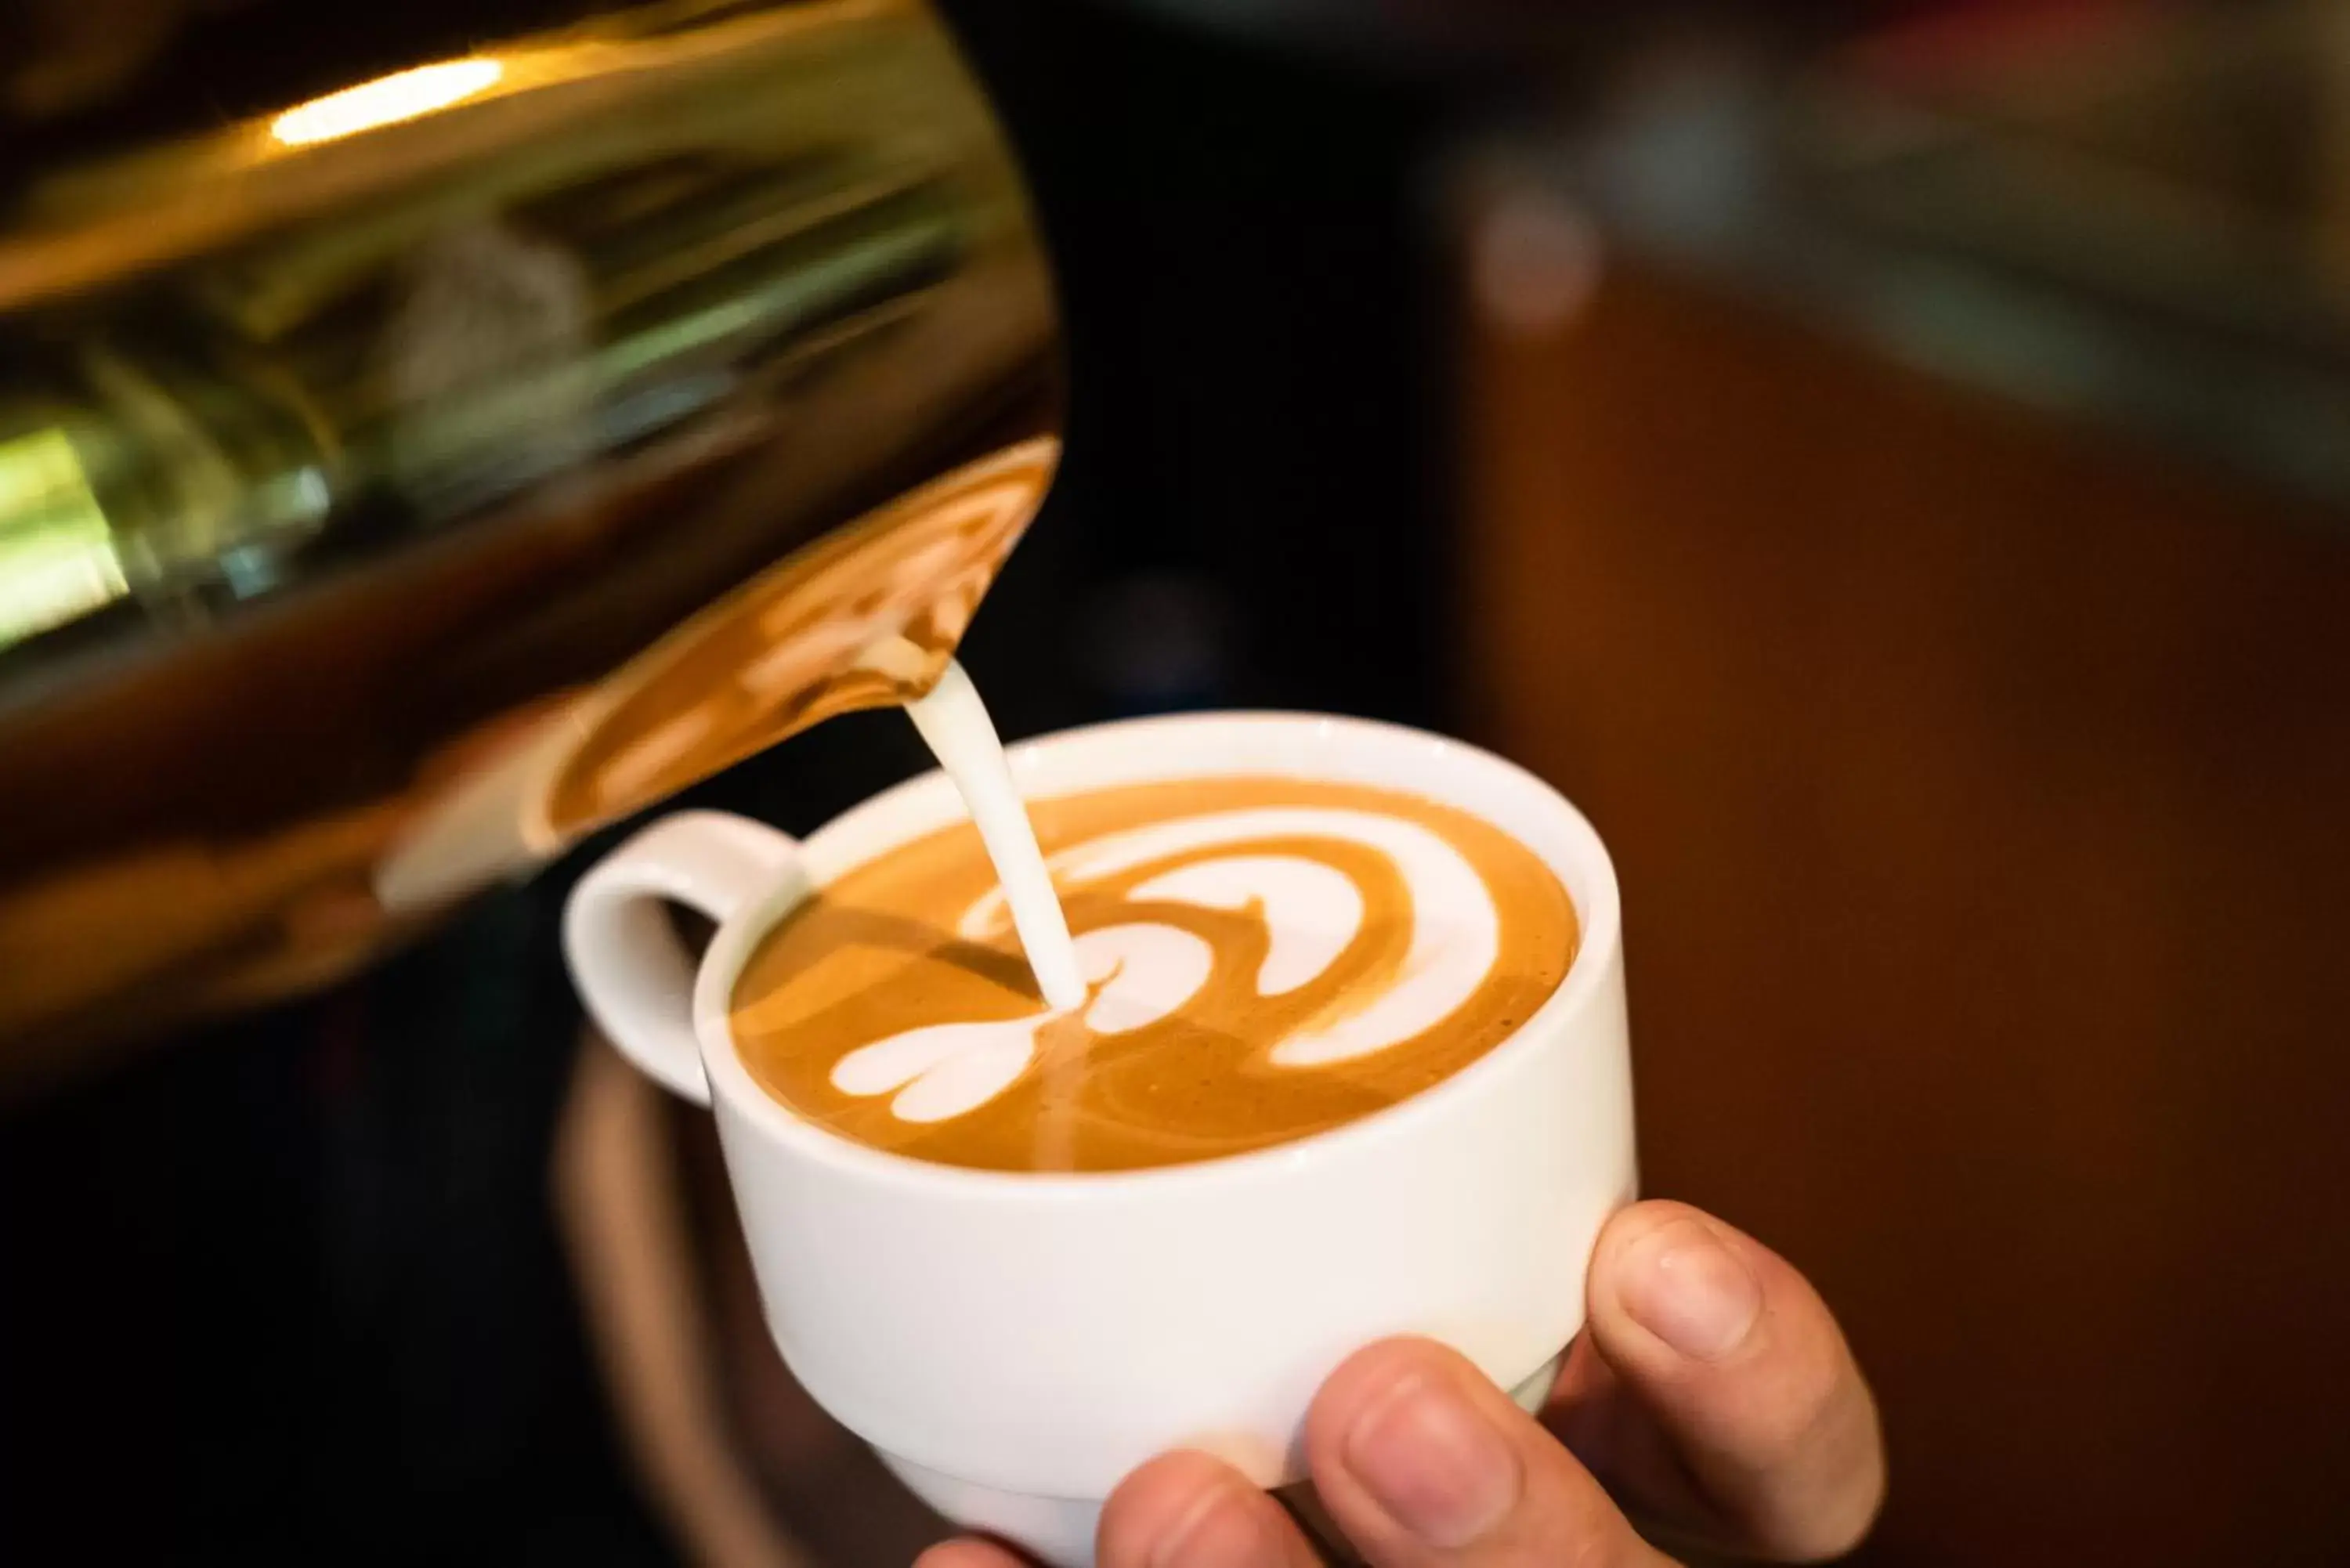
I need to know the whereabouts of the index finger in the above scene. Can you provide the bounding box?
[1576,1201,1885,1560]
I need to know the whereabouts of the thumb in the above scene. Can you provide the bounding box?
[1303,1338,1676,1568]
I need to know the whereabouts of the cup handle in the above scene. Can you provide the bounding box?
[562,811,802,1107]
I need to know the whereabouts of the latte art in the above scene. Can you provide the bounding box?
[851,808,1505,1124]
[830,923,1213,1122]
[731,777,1576,1172]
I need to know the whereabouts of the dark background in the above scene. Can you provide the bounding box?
[0,1,1462,1559]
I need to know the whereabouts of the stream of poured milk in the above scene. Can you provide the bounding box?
[862,663,1514,1133]
[903,661,1088,1010]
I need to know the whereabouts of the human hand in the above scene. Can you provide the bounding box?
[919,1201,1885,1567]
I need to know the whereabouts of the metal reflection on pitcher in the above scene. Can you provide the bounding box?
[0,0,1059,1086]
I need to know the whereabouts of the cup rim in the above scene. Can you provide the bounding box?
[690,710,1621,1198]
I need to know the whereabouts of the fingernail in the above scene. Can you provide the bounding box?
[1341,1371,1522,1548]
[1619,1216,1762,1362]
[1149,1472,1280,1568]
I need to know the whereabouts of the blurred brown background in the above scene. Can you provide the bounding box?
[1460,258,2350,1564]
[1450,5,2350,1561]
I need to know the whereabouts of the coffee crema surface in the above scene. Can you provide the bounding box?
[729,776,1577,1172]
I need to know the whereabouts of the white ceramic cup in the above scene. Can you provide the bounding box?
[562,712,1635,1566]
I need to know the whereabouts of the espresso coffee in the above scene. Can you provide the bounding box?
[730,775,1577,1172]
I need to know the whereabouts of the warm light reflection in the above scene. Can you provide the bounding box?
[271,59,506,147]
[0,427,124,649]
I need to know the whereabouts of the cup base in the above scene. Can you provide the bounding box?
[879,1349,1567,1567]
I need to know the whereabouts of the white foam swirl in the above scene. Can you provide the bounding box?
[828,923,1212,1122]
[831,1021,1035,1124]
[829,806,1500,1122]
[1127,855,1361,996]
